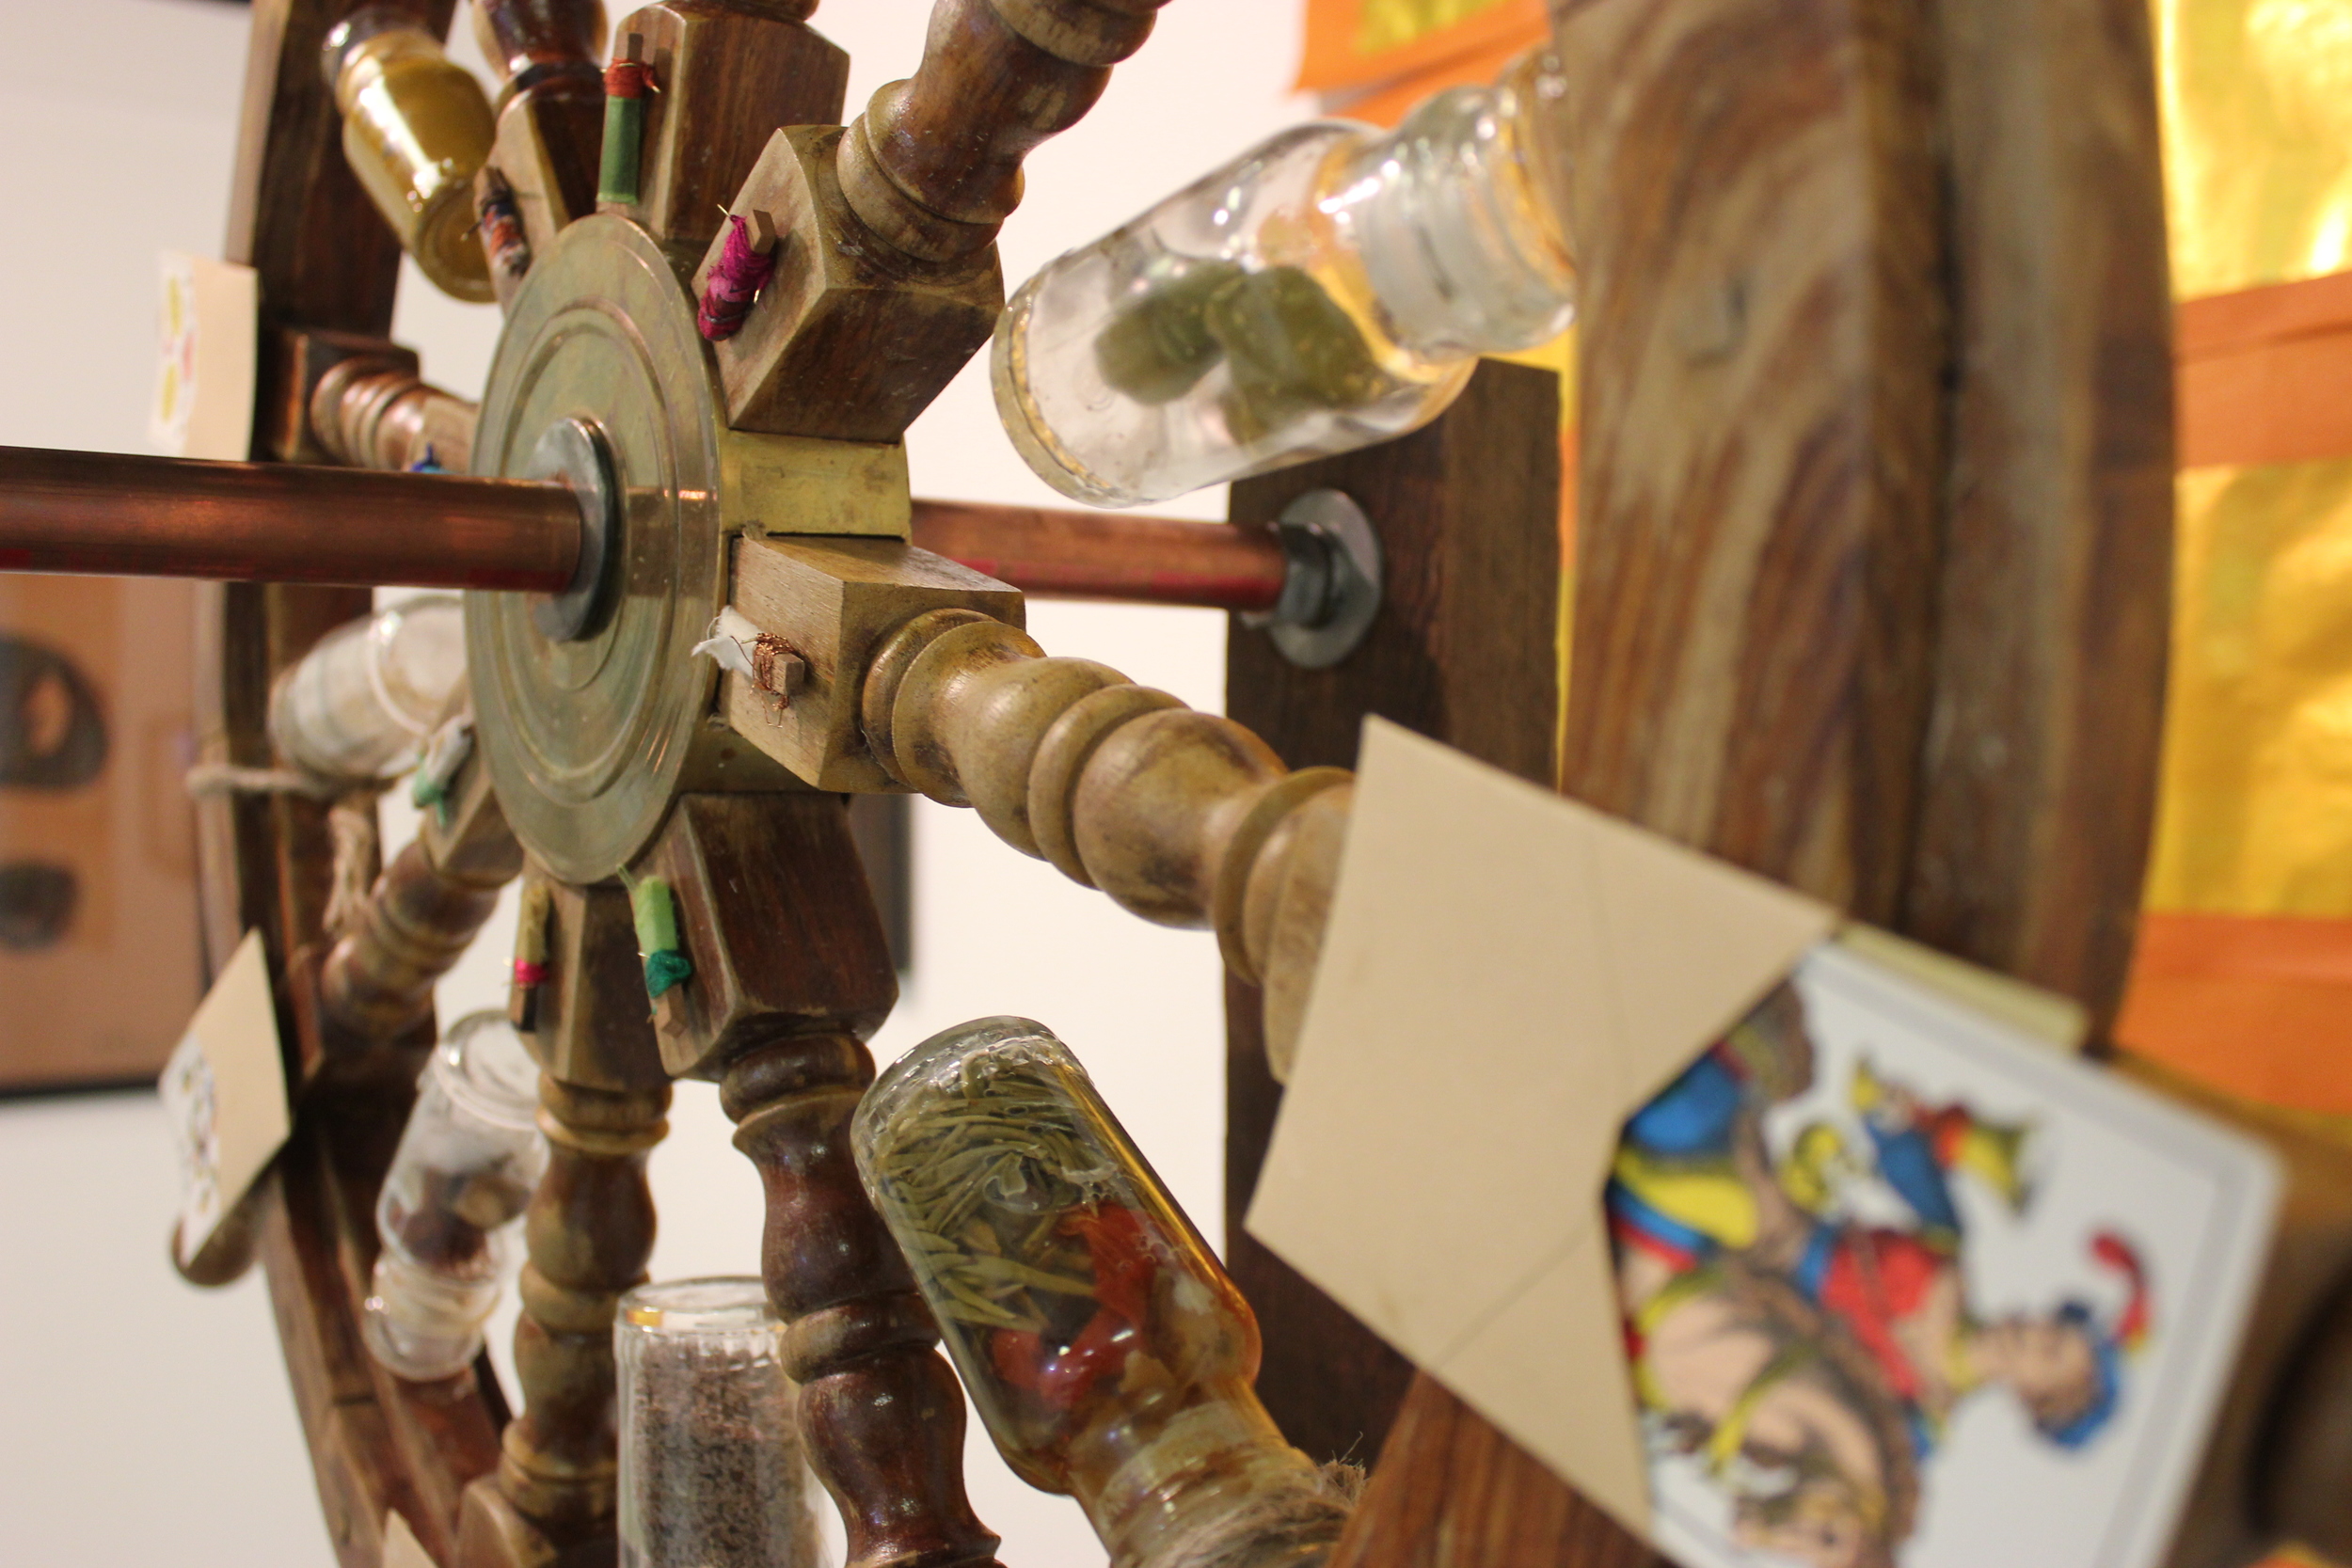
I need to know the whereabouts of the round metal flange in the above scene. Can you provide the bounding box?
[525,417,620,641]
[467,214,731,884]
[1248,489,1383,670]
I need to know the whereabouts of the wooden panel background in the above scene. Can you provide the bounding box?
[1215,0,2178,1560]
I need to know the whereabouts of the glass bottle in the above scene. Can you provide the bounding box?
[992,50,1573,508]
[617,1277,827,1568]
[361,1010,547,1381]
[269,594,467,783]
[854,1018,1353,1568]
[324,7,498,303]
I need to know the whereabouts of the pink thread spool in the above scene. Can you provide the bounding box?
[698,211,780,341]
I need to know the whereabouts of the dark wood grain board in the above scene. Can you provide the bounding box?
[1223,360,1562,1467]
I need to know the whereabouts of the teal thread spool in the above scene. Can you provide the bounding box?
[629,876,692,999]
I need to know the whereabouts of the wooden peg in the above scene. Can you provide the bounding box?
[746,206,779,256]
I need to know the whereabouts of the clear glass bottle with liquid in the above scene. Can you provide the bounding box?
[269,594,467,783]
[854,1018,1354,1568]
[617,1277,828,1568]
[323,7,498,303]
[362,1010,546,1381]
[992,50,1573,508]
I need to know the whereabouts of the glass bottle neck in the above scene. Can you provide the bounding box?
[1325,58,1577,361]
[1080,1393,1345,1568]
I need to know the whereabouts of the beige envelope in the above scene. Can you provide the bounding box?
[1245,719,1836,1532]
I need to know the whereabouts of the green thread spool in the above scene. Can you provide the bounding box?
[629,876,692,999]
[599,45,651,207]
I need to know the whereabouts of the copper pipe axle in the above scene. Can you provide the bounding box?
[0,446,1287,611]
[0,445,580,591]
[911,499,1286,612]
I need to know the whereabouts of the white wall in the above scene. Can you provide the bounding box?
[0,2,1311,1564]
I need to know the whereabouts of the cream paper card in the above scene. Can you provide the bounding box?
[149,252,257,461]
[382,1509,437,1568]
[1248,720,1836,1529]
[158,929,289,1267]
[1246,719,2281,1568]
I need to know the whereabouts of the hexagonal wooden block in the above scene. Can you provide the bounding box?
[693,126,1003,441]
[487,83,602,261]
[525,875,668,1092]
[633,794,897,1081]
[722,533,1022,791]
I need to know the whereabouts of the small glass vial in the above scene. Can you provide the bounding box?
[269,594,467,782]
[362,1011,546,1381]
[992,51,1573,508]
[854,1019,1352,1568]
[617,1277,826,1568]
[324,7,498,303]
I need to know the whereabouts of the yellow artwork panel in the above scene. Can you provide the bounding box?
[2156,0,2352,295]
[2147,459,2352,917]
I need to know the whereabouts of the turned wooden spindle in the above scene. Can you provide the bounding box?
[309,355,480,474]
[859,608,1350,995]
[474,0,609,89]
[727,1044,1002,1568]
[319,750,521,1040]
[837,0,1177,261]
[500,1074,668,1529]
[462,878,673,1560]
[637,794,1003,1568]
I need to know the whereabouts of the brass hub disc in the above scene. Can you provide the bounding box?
[467,214,737,883]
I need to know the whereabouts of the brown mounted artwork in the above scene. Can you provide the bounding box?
[0,576,201,1093]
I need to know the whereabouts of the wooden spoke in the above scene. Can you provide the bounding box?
[838,0,1176,261]
[605,2,848,254]
[641,794,1004,1568]
[462,877,672,1565]
[320,749,524,1046]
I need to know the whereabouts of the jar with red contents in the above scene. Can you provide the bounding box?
[853,1018,1353,1568]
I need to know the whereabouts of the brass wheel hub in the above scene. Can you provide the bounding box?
[467,214,787,883]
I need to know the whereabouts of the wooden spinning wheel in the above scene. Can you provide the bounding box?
[13,0,2352,1565]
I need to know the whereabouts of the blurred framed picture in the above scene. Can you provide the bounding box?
[0,576,201,1093]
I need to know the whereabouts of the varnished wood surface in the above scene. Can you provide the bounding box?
[1553,0,1947,921]
[208,8,517,1560]
[1221,361,1562,1470]
[476,0,608,255]
[1328,1380,1655,1568]
[1900,0,2174,1032]
[495,1073,670,1538]
[702,127,1004,443]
